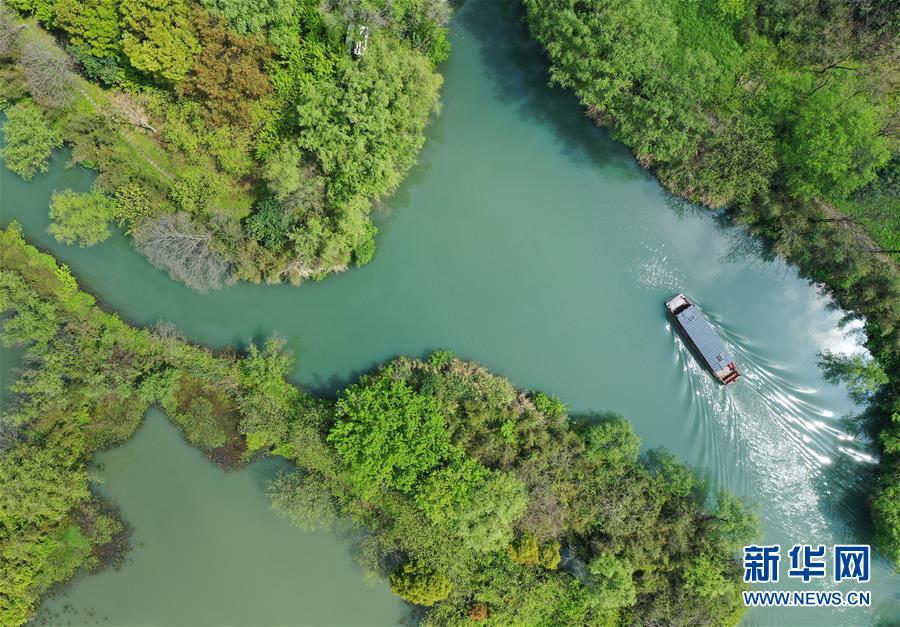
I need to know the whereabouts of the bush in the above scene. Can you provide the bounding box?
[389,562,452,606]
[175,397,227,450]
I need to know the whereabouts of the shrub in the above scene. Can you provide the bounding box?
[389,562,452,606]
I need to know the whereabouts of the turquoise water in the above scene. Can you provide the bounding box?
[3,0,899,624]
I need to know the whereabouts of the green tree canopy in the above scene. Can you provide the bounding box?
[48,186,117,247]
[0,99,62,180]
[121,0,199,83]
[52,0,121,57]
[389,561,452,606]
[329,372,451,498]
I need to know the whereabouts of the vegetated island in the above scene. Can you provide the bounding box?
[0,0,448,290]
[521,0,900,567]
[0,224,757,625]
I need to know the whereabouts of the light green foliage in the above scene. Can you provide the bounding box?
[778,75,890,201]
[295,36,442,206]
[3,0,448,289]
[48,186,117,247]
[0,99,62,180]
[3,0,54,22]
[168,169,215,214]
[52,0,121,57]
[692,113,777,207]
[710,491,759,552]
[113,183,155,232]
[389,562,452,606]
[235,336,303,443]
[683,553,735,600]
[329,373,450,497]
[198,0,313,53]
[414,455,488,525]
[818,350,888,404]
[173,397,227,449]
[507,533,561,569]
[532,391,566,418]
[120,0,199,83]
[585,552,636,610]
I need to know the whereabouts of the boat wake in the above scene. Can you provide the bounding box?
[669,320,874,540]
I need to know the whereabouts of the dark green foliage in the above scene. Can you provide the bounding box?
[68,44,121,85]
[244,197,292,250]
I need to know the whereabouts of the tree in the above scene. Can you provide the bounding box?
[694,113,777,208]
[780,76,890,201]
[176,11,272,128]
[173,396,227,449]
[268,470,336,532]
[52,0,121,57]
[389,561,452,606]
[244,197,292,250]
[295,36,442,206]
[197,0,304,53]
[133,212,230,292]
[584,552,637,611]
[0,99,62,180]
[48,187,116,247]
[121,0,199,84]
[0,5,23,58]
[817,350,888,403]
[328,372,450,498]
[19,39,74,108]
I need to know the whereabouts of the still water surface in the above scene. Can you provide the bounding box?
[3,0,899,624]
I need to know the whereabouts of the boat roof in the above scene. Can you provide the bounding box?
[675,304,734,370]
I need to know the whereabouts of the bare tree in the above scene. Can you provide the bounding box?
[0,6,24,59]
[111,92,158,133]
[20,39,74,108]
[134,212,230,292]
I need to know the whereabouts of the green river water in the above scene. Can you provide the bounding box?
[2,0,899,624]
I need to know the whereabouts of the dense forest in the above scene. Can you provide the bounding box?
[0,225,757,625]
[521,0,900,567]
[0,0,448,290]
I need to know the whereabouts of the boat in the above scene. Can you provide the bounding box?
[666,294,740,385]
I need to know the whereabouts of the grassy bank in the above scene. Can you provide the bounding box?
[521,0,900,567]
[0,224,757,625]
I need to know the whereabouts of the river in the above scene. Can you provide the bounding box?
[3,0,899,624]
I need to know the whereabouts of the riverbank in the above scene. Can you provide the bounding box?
[521,0,900,567]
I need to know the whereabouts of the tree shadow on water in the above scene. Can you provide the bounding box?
[458,0,639,180]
